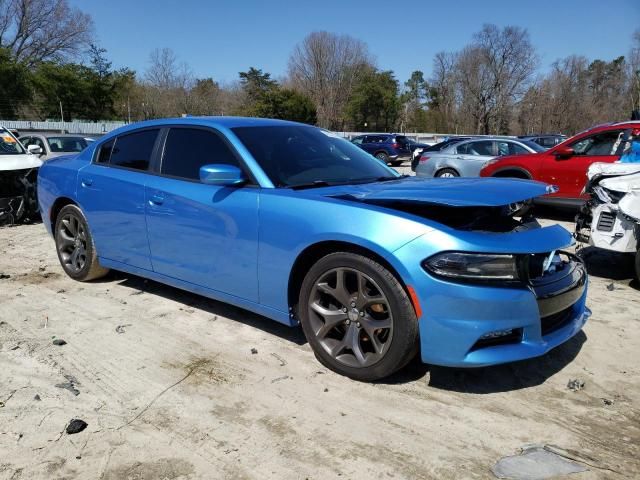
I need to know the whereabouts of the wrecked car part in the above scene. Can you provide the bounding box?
[0,168,39,226]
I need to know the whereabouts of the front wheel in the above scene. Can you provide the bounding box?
[54,204,109,281]
[298,252,418,381]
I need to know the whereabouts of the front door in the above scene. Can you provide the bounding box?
[144,126,259,301]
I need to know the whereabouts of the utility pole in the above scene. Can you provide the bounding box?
[127,96,131,123]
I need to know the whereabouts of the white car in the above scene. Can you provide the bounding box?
[19,133,93,161]
[576,161,640,279]
[0,127,43,225]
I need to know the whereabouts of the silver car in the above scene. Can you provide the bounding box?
[415,137,545,178]
[19,134,93,161]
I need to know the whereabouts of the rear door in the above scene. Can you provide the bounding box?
[77,128,160,270]
[540,129,625,198]
[144,126,259,301]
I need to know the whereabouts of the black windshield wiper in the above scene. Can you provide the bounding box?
[288,180,333,190]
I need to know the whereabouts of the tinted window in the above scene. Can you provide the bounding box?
[161,128,239,181]
[458,140,494,156]
[365,135,386,143]
[232,126,395,187]
[97,139,114,163]
[571,131,621,156]
[109,129,158,170]
[351,136,364,145]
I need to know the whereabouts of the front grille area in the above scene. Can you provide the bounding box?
[541,306,573,336]
[596,211,615,232]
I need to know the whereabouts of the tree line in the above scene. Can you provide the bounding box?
[1,0,638,135]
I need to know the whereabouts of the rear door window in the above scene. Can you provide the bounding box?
[109,129,159,170]
[161,128,240,181]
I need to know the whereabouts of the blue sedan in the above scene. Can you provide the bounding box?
[37,117,590,380]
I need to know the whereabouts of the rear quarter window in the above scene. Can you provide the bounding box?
[105,129,159,170]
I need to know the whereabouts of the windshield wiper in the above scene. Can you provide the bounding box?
[288,180,332,190]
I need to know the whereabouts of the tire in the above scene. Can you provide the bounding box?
[635,250,640,282]
[298,252,418,381]
[54,204,109,281]
[435,168,459,178]
[391,160,403,167]
[375,152,389,164]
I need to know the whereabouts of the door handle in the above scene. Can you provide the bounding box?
[81,178,93,187]
[149,194,165,205]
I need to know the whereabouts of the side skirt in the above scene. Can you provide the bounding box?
[98,257,295,326]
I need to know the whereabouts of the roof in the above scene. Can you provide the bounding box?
[109,116,305,136]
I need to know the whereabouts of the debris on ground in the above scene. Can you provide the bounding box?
[33,394,41,401]
[323,388,329,393]
[115,324,132,334]
[606,282,615,291]
[271,375,290,383]
[270,352,287,366]
[566,379,585,392]
[602,398,613,406]
[250,348,258,354]
[52,338,67,346]
[0,273,10,279]
[66,419,88,435]
[492,444,588,479]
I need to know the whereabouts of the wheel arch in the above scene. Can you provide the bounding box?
[434,166,460,177]
[49,196,78,231]
[491,167,532,179]
[287,240,414,316]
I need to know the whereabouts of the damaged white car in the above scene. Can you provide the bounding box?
[0,126,43,225]
[576,162,640,279]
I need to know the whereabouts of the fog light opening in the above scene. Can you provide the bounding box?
[479,329,514,340]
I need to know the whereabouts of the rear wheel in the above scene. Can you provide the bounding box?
[298,252,418,381]
[54,204,109,281]
[375,152,389,164]
[435,168,459,178]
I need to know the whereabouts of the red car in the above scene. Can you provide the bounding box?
[480,121,640,207]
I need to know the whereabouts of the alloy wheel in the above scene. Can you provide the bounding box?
[57,213,88,273]
[308,267,393,368]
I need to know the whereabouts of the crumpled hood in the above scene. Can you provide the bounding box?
[320,176,555,207]
[0,153,43,171]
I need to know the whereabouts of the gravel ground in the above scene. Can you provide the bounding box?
[1,179,639,479]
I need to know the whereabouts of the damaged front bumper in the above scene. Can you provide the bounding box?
[0,168,39,225]
[393,225,590,367]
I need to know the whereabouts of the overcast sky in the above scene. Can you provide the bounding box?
[72,0,640,84]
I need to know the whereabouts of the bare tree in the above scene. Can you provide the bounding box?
[288,31,373,129]
[455,24,537,134]
[0,0,93,66]
[630,29,640,116]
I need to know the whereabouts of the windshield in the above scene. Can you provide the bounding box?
[46,136,89,153]
[520,140,546,153]
[232,126,398,187]
[0,130,25,155]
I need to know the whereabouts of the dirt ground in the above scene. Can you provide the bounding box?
[1,212,639,479]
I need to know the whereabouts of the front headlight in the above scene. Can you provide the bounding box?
[423,252,519,281]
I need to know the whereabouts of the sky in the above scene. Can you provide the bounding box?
[71,0,640,85]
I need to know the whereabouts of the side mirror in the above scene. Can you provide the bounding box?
[27,144,43,155]
[199,164,246,186]
[555,146,574,158]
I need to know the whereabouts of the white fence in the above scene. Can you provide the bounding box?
[1,119,484,143]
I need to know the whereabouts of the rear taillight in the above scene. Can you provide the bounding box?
[419,155,430,164]
[391,142,400,149]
